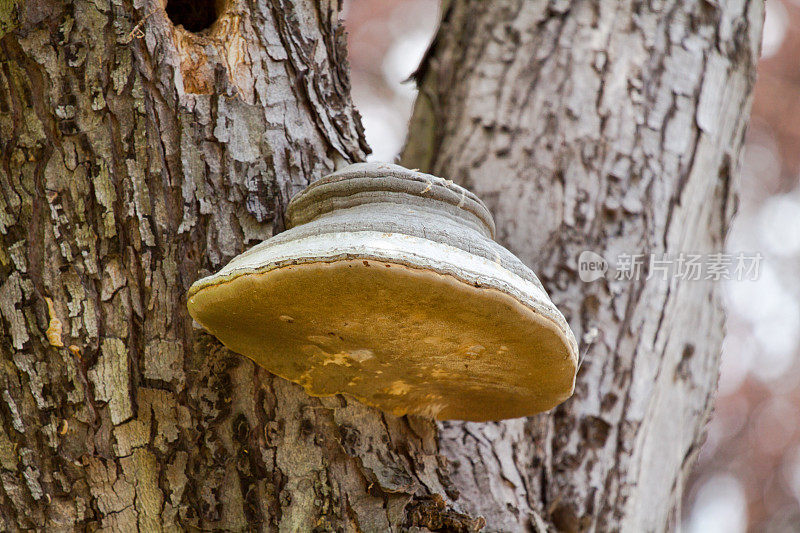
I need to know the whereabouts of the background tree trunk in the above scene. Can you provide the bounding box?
[402,1,763,531]
[0,1,762,533]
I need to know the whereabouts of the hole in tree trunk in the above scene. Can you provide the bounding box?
[166,0,219,33]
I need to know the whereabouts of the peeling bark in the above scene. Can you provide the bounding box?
[403,0,762,531]
[0,0,763,531]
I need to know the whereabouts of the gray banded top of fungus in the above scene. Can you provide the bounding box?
[188,162,579,421]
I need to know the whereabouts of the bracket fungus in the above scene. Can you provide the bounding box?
[187,163,578,421]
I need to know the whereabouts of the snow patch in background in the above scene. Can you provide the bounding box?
[687,475,748,533]
[762,0,788,59]
[346,0,437,162]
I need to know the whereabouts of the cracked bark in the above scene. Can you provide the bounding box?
[403,0,763,531]
[0,0,762,531]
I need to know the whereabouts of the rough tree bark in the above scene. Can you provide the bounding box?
[0,1,761,533]
[402,1,763,531]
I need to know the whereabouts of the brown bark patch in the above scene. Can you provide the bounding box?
[403,494,486,532]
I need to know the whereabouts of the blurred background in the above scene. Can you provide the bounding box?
[342,1,800,531]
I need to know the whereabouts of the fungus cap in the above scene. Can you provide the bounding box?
[187,163,578,421]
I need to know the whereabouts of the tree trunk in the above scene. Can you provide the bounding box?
[0,1,762,533]
[402,0,763,531]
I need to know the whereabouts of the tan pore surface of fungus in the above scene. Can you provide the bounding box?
[187,258,576,422]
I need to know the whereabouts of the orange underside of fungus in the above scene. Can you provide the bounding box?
[188,259,575,422]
